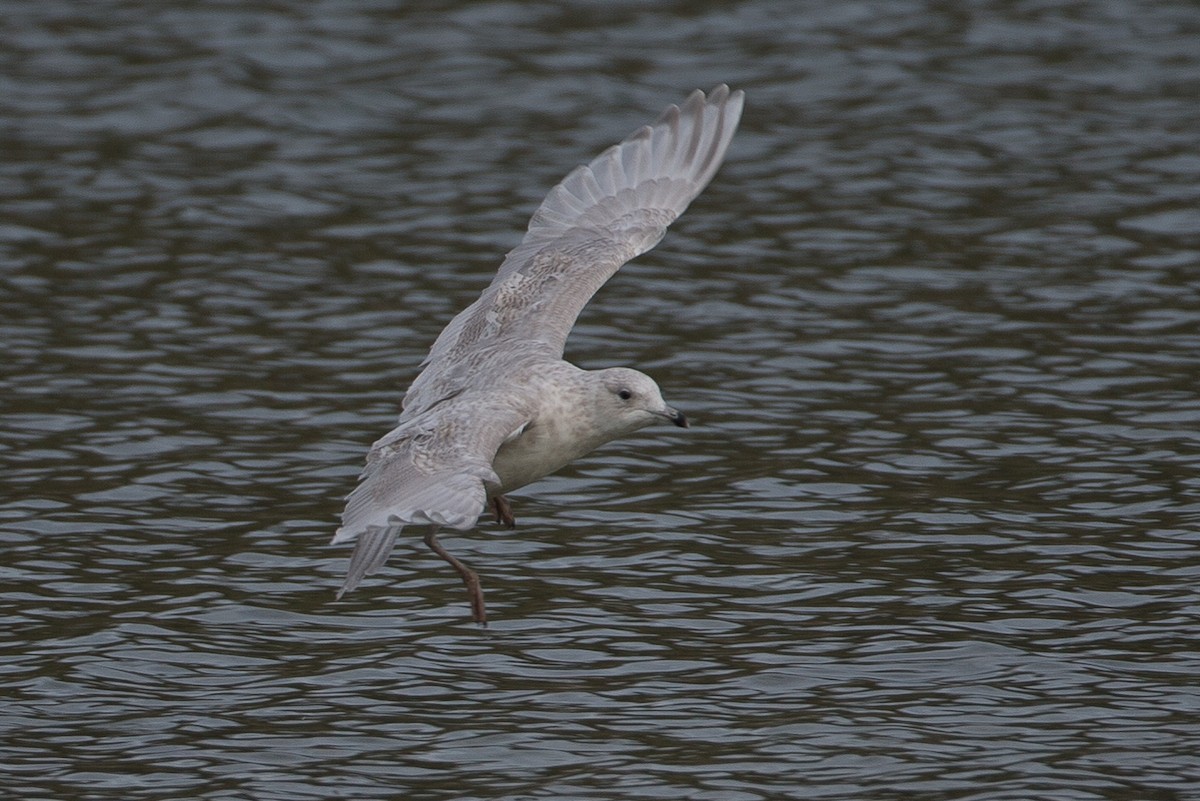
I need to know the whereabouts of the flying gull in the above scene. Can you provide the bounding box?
[333,85,744,624]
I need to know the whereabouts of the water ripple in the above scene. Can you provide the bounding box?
[4,1,1200,799]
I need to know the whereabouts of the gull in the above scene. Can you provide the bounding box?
[332,85,744,624]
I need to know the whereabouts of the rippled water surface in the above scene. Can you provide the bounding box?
[4,2,1200,799]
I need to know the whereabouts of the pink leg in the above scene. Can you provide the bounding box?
[423,526,486,626]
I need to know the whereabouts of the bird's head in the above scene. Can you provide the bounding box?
[592,367,688,436]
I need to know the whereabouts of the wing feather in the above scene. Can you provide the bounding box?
[333,395,530,595]
[409,85,743,407]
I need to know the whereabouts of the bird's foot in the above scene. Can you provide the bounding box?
[493,495,516,529]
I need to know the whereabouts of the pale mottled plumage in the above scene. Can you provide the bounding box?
[333,85,744,622]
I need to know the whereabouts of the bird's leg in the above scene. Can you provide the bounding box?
[424,526,487,626]
[492,495,516,528]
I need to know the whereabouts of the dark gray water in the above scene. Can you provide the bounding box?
[4,2,1200,799]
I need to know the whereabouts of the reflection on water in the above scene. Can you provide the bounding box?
[3,1,1200,799]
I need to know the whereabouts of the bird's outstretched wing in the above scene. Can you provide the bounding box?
[403,85,743,415]
[332,396,530,596]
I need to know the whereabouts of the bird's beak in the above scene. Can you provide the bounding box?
[663,406,689,428]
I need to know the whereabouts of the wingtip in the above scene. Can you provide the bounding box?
[707,83,731,104]
[656,84,744,132]
[655,102,682,127]
[681,87,707,114]
[726,87,746,118]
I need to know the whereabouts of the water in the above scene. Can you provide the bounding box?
[3,1,1200,799]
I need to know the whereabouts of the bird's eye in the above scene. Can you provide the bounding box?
[617,389,632,401]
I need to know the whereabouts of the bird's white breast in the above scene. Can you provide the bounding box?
[491,400,598,493]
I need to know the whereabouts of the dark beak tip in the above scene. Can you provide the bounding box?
[673,412,689,429]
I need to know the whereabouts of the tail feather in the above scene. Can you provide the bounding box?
[336,525,401,599]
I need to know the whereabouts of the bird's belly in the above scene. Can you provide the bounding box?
[490,422,597,494]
